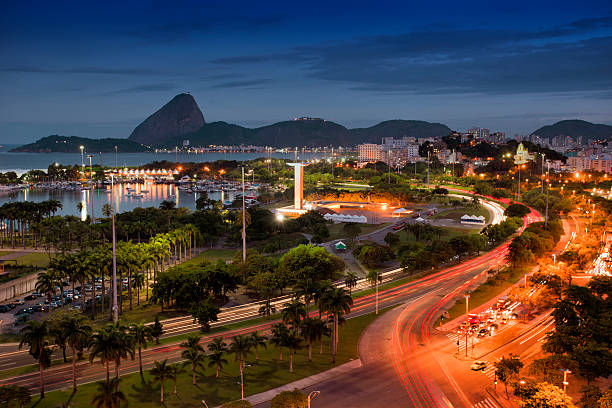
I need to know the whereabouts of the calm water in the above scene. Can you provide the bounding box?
[0,182,253,218]
[0,146,326,175]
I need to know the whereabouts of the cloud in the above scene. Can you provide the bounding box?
[209,79,273,89]
[106,83,177,94]
[209,16,612,97]
[0,66,160,75]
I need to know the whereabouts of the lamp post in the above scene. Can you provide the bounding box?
[465,294,470,315]
[545,161,550,227]
[88,154,95,222]
[79,145,85,176]
[241,165,247,262]
[111,174,118,323]
[308,391,321,408]
[561,369,571,396]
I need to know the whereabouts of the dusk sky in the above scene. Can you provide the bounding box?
[1,0,611,143]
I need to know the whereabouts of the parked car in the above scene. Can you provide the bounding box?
[12,299,25,306]
[24,294,36,301]
[477,328,489,337]
[0,305,11,313]
[470,361,487,371]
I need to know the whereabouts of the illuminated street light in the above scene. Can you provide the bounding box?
[308,391,321,408]
[561,369,571,396]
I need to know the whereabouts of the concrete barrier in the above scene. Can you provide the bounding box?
[0,271,41,302]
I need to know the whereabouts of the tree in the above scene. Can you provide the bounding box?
[279,244,345,284]
[344,272,358,294]
[35,271,59,303]
[271,323,290,360]
[91,378,126,408]
[61,311,92,390]
[168,364,184,395]
[221,401,253,408]
[300,317,325,362]
[520,382,576,408]
[19,320,51,398]
[249,331,267,361]
[293,278,319,311]
[494,354,523,398]
[505,203,531,218]
[270,389,308,408]
[599,390,612,408]
[343,223,362,241]
[89,327,116,384]
[208,351,228,378]
[319,287,353,364]
[190,297,220,332]
[129,321,152,378]
[229,335,252,400]
[282,299,307,330]
[150,359,172,402]
[282,330,302,373]
[579,385,602,408]
[0,385,31,408]
[181,334,206,385]
[151,315,164,344]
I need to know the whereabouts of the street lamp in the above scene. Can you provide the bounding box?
[110,173,118,323]
[561,369,571,396]
[79,145,85,176]
[239,165,247,262]
[464,294,470,315]
[308,391,321,408]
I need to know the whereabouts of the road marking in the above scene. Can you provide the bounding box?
[472,397,499,407]
[0,362,16,367]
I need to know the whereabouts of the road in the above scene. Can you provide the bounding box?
[256,209,542,408]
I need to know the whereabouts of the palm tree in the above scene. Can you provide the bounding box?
[35,271,58,303]
[281,299,306,330]
[181,346,206,385]
[62,312,92,390]
[208,351,228,378]
[229,335,252,400]
[150,359,172,403]
[293,278,319,311]
[91,378,126,408]
[169,364,184,395]
[282,331,302,373]
[108,322,134,389]
[19,320,50,398]
[319,287,353,364]
[344,272,358,295]
[129,321,152,378]
[300,317,325,362]
[271,323,289,361]
[89,327,116,384]
[248,331,267,361]
[180,334,205,385]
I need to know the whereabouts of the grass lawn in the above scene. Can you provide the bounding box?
[179,249,239,267]
[27,307,387,408]
[0,251,10,257]
[327,222,389,242]
[430,205,490,223]
[437,267,526,325]
[14,252,51,268]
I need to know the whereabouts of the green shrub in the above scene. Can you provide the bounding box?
[270,390,307,408]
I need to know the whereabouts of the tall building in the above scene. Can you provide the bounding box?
[358,143,382,163]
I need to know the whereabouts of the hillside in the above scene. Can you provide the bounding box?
[531,120,612,142]
[349,120,452,143]
[128,93,205,145]
[10,135,146,153]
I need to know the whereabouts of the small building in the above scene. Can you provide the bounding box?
[460,214,486,224]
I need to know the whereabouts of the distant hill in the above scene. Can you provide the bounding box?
[10,135,146,153]
[164,118,450,148]
[349,120,452,143]
[128,93,205,145]
[531,120,612,142]
[11,93,455,150]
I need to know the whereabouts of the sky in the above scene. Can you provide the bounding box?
[1,0,611,144]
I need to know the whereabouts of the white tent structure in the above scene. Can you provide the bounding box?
[460,214,486,224]
[323,213,368,223]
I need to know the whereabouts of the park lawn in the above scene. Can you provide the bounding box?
[178,249,239,267]
[0,251,10,257]
[27,307,387,408]
[438,267,526,324]
[327,222,390,242]
[14,252,51,268]
[430,205,490,223]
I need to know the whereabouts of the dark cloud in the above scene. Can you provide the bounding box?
[209,79,273,89]
[0,66,160,75]
[106,83,177,94]
[210,16,612,97]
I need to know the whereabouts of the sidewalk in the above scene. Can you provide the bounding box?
[220,359,362,407]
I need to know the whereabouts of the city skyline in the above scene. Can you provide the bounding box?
[1,0,611,143]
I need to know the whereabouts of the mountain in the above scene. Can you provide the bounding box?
[165,118,450,148]
[349,120,452,143]
[531,120,612,142]
[10,135,146,153]
[128,93,205,145]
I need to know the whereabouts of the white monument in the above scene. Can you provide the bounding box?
[287,162,308,210]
